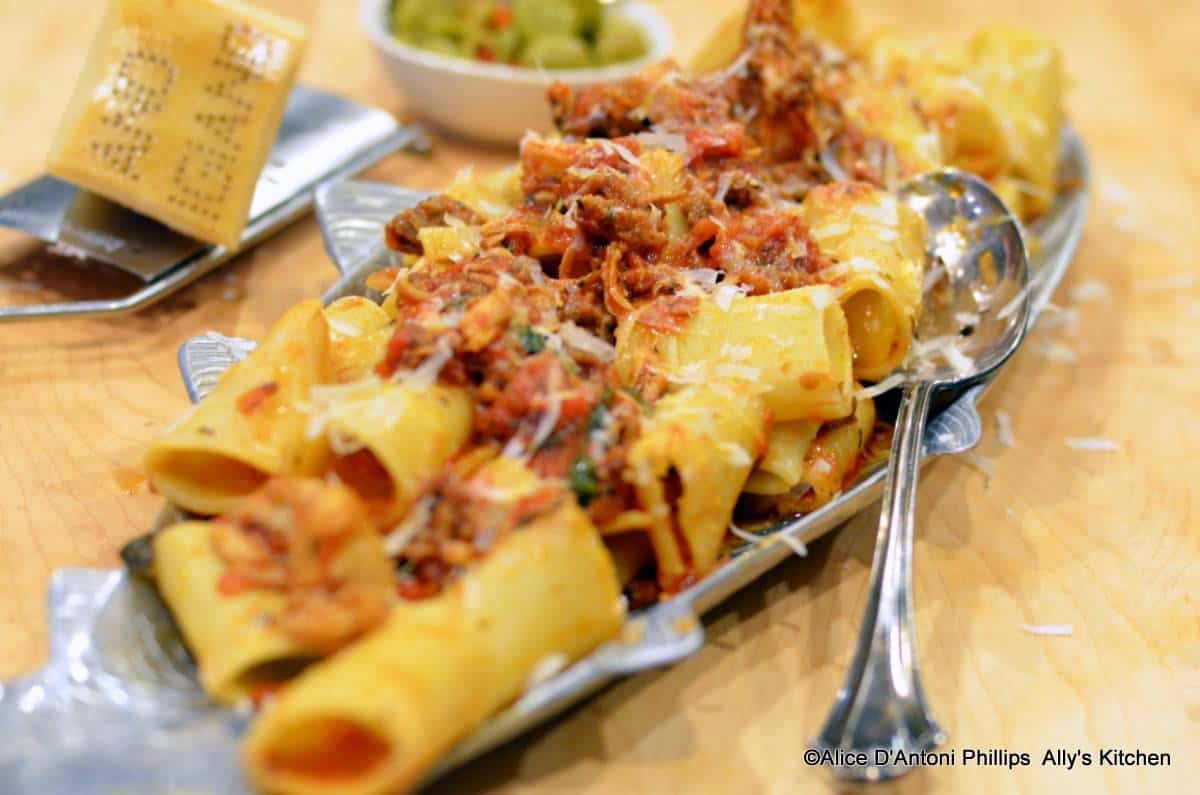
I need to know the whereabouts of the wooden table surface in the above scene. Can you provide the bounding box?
[2,1,1197,793]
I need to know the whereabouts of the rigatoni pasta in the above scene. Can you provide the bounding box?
[801,183,926,381]
[626,380,769,584]
[616,286,856,423]
[129,0,1066,789]
[145,300,329,515]
[154,521,317,703]
[243,460,624,795]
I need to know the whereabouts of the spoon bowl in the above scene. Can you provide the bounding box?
[900,169,1032,381]
[810,169,1031,781]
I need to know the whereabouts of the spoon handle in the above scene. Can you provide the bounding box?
[811,379,946,780]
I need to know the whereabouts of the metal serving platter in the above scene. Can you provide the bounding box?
[0,131,1088,794]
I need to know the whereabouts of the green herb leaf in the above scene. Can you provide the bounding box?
[568,454,598,506]
[587,402,609,432]
[518,326,548,354]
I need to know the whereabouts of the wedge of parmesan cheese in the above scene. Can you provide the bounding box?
[47,0,309,250]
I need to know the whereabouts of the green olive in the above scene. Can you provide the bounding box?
[388,0,648,68]
[519,34,591,69]
[572,0,603,36]
[593,14,648,65]
[391,0,451,38]
[422,36,467,58]
[514,0,579,38]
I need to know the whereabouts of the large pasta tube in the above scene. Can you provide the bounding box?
[840,72,943,178]
[860,30,1011,181]
[324,297,393,384]
[145,300,329,515]
[801,182,926,382]
[243,470,624,795]
[445,163,522,219]
[967,27,1063,217]
[691,0,856,74]
[154,521,316,703]
[763,392,877,516]
[314,383,472,522]
[743,420,821,495]
[616,286,855,423]
[626,380,769,586]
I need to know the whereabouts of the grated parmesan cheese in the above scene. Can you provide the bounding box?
[856,372,907,399]
[955,311,981,328]
[1069,279,1112,303]
[808,285,835,311]
[393,340,454,390]
[559,322,616,363]
[599,139,643,170]
[1035,307,1080,335]
[682,268,722,286]
[922,262,948,295]
[718,442,753,468]
[851,197,899,227]
[1021,623,1073,637]
[1064,436,1119,452]
[713,363,761,380]
[959,450,996,482]
[502,390,562,460]
[845,256,884,274]
[303,376,384,440]
[811,222,850,239]
[1029,340,1079,363]
[326,317,362,338]
[383,496,434,557]
[818,146,849,181]
[714,283,748,310]
[810,458,832,476]
[714,171,735,204]
[729,523,807,557]
[995,410,1016,448]
[633,130,687,154]
[719,343,753,361]
[911,335,974,376]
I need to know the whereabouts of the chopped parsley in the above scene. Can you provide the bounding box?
[518,326,548,354]
[568,455,598,506]
[587,402,609,432]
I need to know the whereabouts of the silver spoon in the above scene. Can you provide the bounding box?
[810,169,1032,780]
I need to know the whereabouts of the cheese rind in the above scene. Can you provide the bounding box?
[48,0,309,250]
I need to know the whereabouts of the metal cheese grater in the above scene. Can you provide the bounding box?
[0,86,429,323]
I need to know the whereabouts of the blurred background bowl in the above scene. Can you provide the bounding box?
[360,0,673,147]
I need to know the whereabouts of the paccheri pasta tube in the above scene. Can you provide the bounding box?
[309,382,473,524]
[243,459,624,795]
[154,479,394,702]
[626,380,769,586]
[154,520,317,703]
[744,420,822,496]
[145,300,329,515]
[615,286,856,423]
[800,183,926,382]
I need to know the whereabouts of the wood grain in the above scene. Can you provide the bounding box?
[1,1,1197,793]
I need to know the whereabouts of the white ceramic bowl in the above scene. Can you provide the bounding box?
[360,0,673,147]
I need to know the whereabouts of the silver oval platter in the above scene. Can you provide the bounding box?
[0,131,1089,794]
